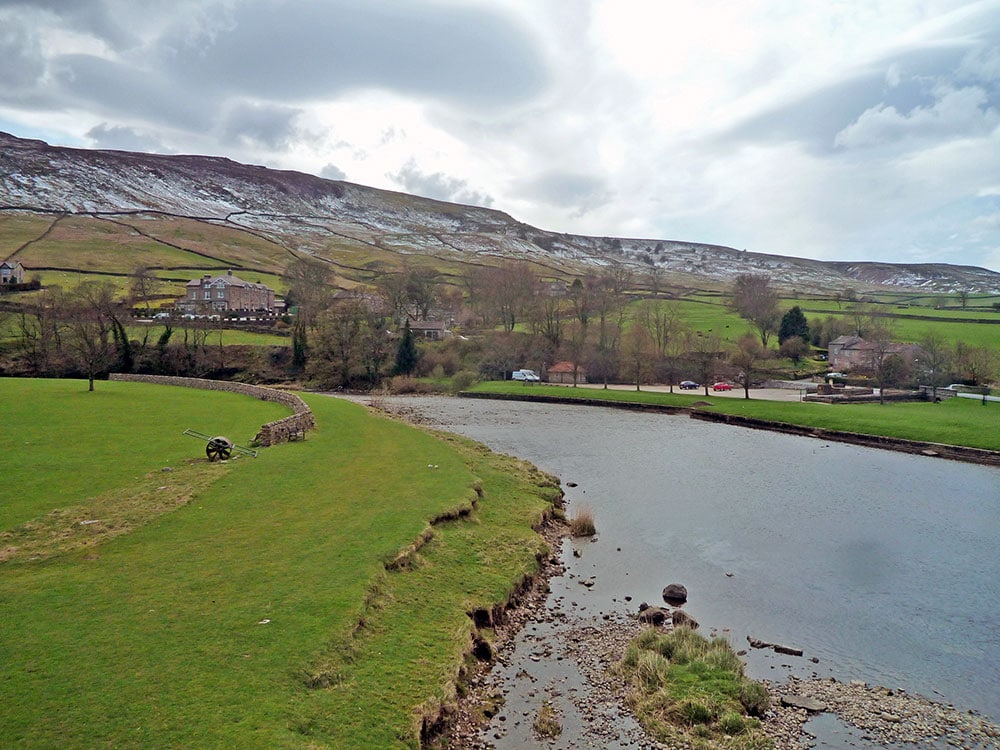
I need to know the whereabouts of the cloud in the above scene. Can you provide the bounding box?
[320,163,346,181]
[86,123,172,152]
[389,160,493,207]
[835,86,1000,149]
[514,171,611,218]
[157,0,548,108]
[219,102,302,150]
[0,11,46,93]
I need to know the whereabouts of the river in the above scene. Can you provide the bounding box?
[355,395,1000,746]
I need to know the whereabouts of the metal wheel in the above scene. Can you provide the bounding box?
[206,436,233,461]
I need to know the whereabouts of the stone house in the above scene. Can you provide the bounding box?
[406,319,450,340]
[0,260,25,285]
[828,334,922,372]
[547,360,587,384]
[181,270,275,313]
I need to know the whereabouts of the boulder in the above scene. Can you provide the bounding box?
[638,606,667,625]
[670,609,699,629]
[662,583,688,604]
[780,694,826,712]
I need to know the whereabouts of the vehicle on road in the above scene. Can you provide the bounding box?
[512,369,540,383]
[712,382,733,391]
[679,380,699,390]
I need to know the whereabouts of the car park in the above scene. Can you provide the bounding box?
[679,380,699,390]
[712,382,733,391]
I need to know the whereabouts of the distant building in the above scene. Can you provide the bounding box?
[181,270,275,312]
[828,334,922,372]
[0,260,25,285]
[547,360,587,384]
[407,319,450,340]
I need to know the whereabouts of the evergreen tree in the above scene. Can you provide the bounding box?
[394,320,418,375]
[778,306,810,343]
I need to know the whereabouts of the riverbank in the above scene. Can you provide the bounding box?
[461,387,1000,467]
[370,394,1000,749]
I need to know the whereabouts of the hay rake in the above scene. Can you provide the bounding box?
[182,429,258,461]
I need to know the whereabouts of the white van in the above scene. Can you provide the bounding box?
[512,369,540,382]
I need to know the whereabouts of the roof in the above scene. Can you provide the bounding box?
[186,271,271,290]
[829,335,863,347]
[548,361,582,374]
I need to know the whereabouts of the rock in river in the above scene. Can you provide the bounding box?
[662,583,688,604]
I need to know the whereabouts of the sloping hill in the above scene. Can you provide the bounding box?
[2,131,998,294]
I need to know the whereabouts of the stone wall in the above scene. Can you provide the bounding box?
[109,374,315,447]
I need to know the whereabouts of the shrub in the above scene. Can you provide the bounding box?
[450,370,478,393]
[568,504,596,537]
[669,697,716,726]
[719,711,748,735]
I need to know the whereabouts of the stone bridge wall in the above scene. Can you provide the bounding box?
[108,374,315,447]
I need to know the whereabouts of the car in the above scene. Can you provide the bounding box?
[712,382,733,391]
[679,380,699,390]
[825,372,846,380]
[512,369,540,383]
[152,311,171,319]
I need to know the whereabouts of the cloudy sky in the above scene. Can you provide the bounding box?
[2,0,1000,271]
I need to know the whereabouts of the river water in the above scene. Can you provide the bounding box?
[361,395,1000,745]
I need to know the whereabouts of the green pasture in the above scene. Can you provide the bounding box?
[0,379,555,748]
[127,324,288,346]
[468,382,1000,452]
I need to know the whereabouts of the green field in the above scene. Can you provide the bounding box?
[0,379,557,748]
[468,382,1000,452]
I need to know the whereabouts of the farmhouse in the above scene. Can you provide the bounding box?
[0,260,25,285]
[828,334,922,371]
[407,319,450,340]
[181,271,275,313]
[547,360,587,384]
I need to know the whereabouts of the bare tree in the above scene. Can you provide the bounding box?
[866,323,906,405]
[731,274,779,347]
[917,331,951,402]
[285,257,333,329]
[467,261,538,331]
[64,281,120,391]
[730,334,768,399]
[129,265,160,316]
[687,330,722,396]
[622,320,656,391]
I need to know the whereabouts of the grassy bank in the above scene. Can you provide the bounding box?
[619,627,770,748]
[466,381,1000,452]
[0,379,559,748]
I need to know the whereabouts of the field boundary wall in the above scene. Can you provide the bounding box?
[109,374,314,447]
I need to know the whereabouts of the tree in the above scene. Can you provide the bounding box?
[730,334,767,399]
[687,331,722,396]
[129,265,160,316]
[467,262,537,331]
[916,331,951,402]
[64,281,120,391]
[778,336,810,364]
[394,320,418,375]
[778,306,809,344]
[284,257,333,330]
[731,274,779,347]
[866,324,901,405]
[954,343,997,404]
[622,323,656,391]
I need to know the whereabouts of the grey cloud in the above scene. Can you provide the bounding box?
[515,171,610,216]
[320,163,346,180]
[0,0,135,49]
[86,123,172,153]
[157,0,548,108]
[50,53,212,130]
[390,160,493,207]
[219,102,302,150]
[0,12,45,91]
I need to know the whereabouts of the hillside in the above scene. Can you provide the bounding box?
[2,131,998,294]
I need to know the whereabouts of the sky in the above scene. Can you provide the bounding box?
[2,1,1000,272]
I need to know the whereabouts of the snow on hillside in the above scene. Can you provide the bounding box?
[1,132,998,293]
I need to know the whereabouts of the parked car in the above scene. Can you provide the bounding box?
[825,372,846,380]
[679,380,699,390]
[712,382,733,391]
[512,369,540,383]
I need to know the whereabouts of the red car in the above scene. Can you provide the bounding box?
[712,382,733,391]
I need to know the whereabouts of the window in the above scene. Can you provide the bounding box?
[216,289,224,299]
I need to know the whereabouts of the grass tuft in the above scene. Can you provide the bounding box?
[532,700,562,739]
[568,504,596,537]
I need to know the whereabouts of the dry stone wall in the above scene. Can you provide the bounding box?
[109,374,315,447]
